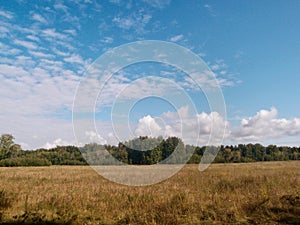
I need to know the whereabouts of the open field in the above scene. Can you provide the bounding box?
[0,161,299,225]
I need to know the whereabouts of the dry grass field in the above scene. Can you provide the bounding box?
[0,161,299,225]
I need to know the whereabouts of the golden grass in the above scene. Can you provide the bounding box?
[0,161,299,225]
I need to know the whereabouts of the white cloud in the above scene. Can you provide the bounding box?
[15,55,36,68]
[54,3,69,13]
[0,113,77,150]
[101,37,114,43]
[51,47,70,57]
[1,1,299,151]
[0,43,21,55]
[0,3,94,150]
[131,107,300,147]
[64,29,77,36]
[85,131,107,145]
[211,60,226,71]
[0,64,81,150]
[113,17,134,30]
[38,59,63,72]
[26,35,40,42]
[133,106,228,146]
[142,14,152,24]
[170,34,184,42]
[31,13,48,24]
[64,54,85,64]
[0,53,81,120]
[13,39,38,50]
[0,64,29,77]
[113,11,152,34]
[42,28,68,40]
[0,9,13,19]
[177,65,237,89]
[95,75,182,109]
[116,77,180,100]
[43,138,76,149]
[143,0,171,8]
[135,115,164,137]
[231,107,300,142]
[204,4,216,17]
[0,19,35,38]
[29,51,54,58]
[217,78,235,87]
[0,26,10,37]
[109,0,121,4]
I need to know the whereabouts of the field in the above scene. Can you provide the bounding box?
[0,161,299,225]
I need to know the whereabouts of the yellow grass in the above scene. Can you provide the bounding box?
[0,161,299,225]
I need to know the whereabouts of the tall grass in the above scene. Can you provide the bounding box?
[0,161,299,224]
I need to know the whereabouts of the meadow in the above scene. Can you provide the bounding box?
[0,161,299,225]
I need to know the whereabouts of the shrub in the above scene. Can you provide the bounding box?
[0,157,51,167]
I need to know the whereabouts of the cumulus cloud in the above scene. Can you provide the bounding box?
[231,107,300,142]
[135,115,164,137]
[132,107,300,146]
[1,2,299,150]
[43,138,76,149]
[133,106,228,146]
[85,131,107,145]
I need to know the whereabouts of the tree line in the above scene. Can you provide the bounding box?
[0,134,299,166]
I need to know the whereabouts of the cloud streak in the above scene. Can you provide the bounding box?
[0,9,14,19]
[170,34,184,42]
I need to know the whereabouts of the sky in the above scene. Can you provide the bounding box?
[0,0,300,149]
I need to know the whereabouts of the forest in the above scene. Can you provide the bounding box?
[0,133,299,167]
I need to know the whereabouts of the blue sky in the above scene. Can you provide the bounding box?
[0,0,300,149]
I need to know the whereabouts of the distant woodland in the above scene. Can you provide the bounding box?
[0,134,299,166]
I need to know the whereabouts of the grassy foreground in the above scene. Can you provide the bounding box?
[0,161,299,225]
